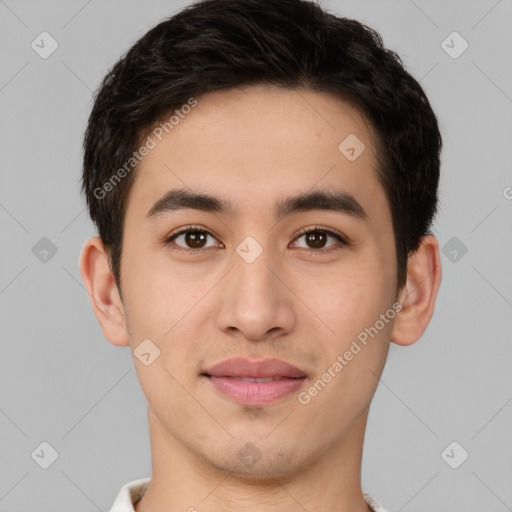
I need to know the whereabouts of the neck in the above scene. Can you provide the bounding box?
[135,407,372,512]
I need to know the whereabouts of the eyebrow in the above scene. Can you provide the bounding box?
[146,187,368,222]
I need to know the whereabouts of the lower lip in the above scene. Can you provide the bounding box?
[206,376,306,406]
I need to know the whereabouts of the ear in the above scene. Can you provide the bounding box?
[391,234,442,346]
[79,236,130,347]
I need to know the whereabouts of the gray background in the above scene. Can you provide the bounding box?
[0,0,511,510]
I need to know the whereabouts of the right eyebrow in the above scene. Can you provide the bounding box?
[146,188,237,219]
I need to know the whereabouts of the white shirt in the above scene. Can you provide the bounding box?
[109,477,390,511]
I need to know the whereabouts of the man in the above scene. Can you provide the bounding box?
[79,0,442,510]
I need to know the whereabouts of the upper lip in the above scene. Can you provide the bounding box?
[203,358,307,379]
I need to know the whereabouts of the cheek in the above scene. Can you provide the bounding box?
[121,245,174,340]
[121,249,219,365]
[296,255,394,340]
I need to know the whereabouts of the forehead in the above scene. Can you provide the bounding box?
[127,85,385,220]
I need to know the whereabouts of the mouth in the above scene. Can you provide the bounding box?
[201,358,307,406]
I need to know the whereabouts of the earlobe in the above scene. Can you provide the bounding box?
[79,237,130,347]
[391,235,442,347]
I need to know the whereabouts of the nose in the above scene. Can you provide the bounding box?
[215,248,296,342]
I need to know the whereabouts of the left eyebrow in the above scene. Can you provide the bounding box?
[275,189,368,222]
[146,187,368,222]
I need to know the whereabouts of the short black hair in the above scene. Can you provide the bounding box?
[82,0,442,292]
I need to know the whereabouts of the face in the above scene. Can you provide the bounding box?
[119,85,398,478]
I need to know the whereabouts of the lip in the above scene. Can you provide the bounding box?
[202,358,307,406]
[204,357,307,379]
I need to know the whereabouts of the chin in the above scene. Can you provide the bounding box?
[203,441,307,482]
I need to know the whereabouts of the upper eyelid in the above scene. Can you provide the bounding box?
[167,225,221,243]
[293,225,346,241]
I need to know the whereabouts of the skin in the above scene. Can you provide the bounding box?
[80,85,441,512]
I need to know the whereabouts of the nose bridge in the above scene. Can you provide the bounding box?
[216,237,295,339]
[232,239,279,305]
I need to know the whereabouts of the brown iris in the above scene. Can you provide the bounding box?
[185,231,208,248]
[305,231,328,249]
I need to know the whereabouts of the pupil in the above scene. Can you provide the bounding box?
[307,231,326,249]
[186,231,206,248]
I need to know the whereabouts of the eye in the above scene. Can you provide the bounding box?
[165,226,221,252]
[291,226,347,253]
[164,225,348,254]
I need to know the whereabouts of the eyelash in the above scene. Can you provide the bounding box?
[164,225,348,255]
